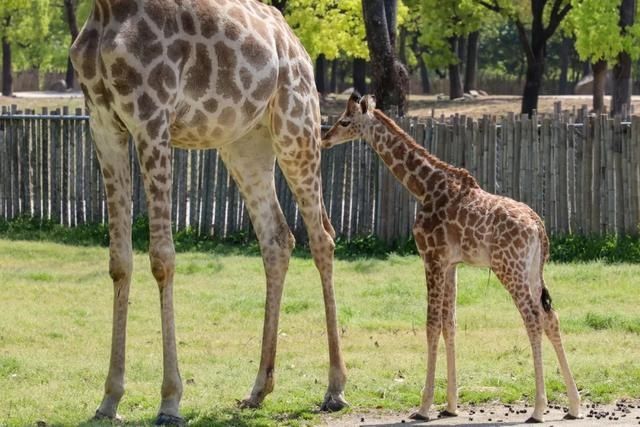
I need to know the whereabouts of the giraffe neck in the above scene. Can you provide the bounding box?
[365,110,478,203]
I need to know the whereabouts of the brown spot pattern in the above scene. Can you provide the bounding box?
[185,43,212,100]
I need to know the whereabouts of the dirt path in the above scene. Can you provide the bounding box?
[320,401,640,426]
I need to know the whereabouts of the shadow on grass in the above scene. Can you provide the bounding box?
[47,406,320,427]
[185,406,320,427]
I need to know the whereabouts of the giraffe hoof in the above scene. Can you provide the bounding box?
[237,397,261,409]
[525,416,544,423]
[93,410,123,423]
[155,413,185,426]
[320,392,349,412]
[409,412,429,421]
[438,409,457,418]
[563,412,583,420]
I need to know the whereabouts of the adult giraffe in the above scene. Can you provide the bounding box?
[70,0,347,424]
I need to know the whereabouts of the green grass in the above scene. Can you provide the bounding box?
[1,240,639,426]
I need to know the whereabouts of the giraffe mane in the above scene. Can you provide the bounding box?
[372,110,479,188]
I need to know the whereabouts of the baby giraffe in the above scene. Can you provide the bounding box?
[322,93,582,423]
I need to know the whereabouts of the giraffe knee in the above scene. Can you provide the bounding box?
[271,221,295,252]
[322,211,336,239]
[109,253,132,283]
[149,242,176,285]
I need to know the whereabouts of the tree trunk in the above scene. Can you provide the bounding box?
[521,54,544,114]
[383,0,397,49]
[448,37,463,99]
[464,31,479,93]
[353,58,367,95]
[592,60,607,114]
[582,61,591,79]
[315,54,327,95]
[2,34,12,96]
[457,35,466,78]
[611,0,636,116]
[558,36,571,95]
[418,54,431,94]
[64,0,80,90]
[329,59,338,94]
[362,0,408,113]
[399,27,408,67]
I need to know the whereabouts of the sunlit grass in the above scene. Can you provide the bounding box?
[1,239,639,426]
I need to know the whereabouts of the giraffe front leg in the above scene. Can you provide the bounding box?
[91,125,132,421]
[410,259,447,421]
[218,133,294,409]
[275,140,348,412]
[515,293,547,423]
[135,124,183,426]
[440,266,458,417]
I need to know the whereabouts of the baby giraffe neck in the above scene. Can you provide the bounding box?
[365,110,478,203]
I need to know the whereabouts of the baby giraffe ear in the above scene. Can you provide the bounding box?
[360,95,376,113]
[347,91,361,114]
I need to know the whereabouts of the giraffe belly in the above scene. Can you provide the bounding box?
[169,102,270,150]
[460,242,491,267]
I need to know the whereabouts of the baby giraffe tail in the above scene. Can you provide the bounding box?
[537,220,553,313]
[541,286,553,312]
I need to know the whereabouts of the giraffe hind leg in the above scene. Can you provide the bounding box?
[541,284,582,419]
[219,127,295,409]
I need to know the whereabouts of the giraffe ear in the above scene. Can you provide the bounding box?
[347,91,361,114]
[360,95,376,113]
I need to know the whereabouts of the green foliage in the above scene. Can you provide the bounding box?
[569,0,626,63]
[418,0,489,68]
[0,0,93,72]
[550,234,640,263]
[0,0,51,70]
[281,0,369,60]
[5,216,640,263]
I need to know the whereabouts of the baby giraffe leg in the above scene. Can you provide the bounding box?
[544,309,582,419]
[440,266,458,417]
[515,292,547,422]
[410,260,447,421]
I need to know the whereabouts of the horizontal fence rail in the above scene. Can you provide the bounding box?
[1,104,639,242]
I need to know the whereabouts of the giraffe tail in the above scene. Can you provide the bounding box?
[541,286,553,312]
[536,219,552,312]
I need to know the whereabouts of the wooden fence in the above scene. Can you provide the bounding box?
[1,105,639,242]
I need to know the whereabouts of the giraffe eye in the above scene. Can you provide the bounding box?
[339,120,350,127]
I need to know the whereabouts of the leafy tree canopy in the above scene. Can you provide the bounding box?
[568,0,640,64]
[419,0,504,69]
[284,0,407,60]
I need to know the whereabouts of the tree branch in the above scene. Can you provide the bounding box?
[474,0,502,13]
[545,1,572,40]
[515,19,535,64]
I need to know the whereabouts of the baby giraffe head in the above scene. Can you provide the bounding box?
[322,92,376,149]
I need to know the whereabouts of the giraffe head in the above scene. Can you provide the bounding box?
[322,92,376,148]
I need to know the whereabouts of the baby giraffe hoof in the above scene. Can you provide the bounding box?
[409,412,429,421]
[563,412,583,420]
[320,393,349,412]
[93,410,123,423]
[438,409,458,418]
[155,413,185,426]
[525,416,544,423]
[237,397,261,409]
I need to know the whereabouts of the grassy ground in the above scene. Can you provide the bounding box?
[1,239,639,426]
